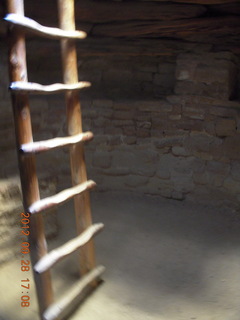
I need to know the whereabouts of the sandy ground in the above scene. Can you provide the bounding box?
[1,191,240,320]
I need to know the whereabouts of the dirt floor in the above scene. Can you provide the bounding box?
[1,191,240,320]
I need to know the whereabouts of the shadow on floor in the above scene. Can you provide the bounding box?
[53,191,240,320]
[1,191,240,320]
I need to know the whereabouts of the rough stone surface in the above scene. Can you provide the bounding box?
[231,162,240,182]
[0,177,58,265]
[223,136,240,161]
[215,119,237,137]
[1,41,240,209]
[175,53,238,100]
[92,151,112,169]
[125,175,149,188]
[172,146,191,157]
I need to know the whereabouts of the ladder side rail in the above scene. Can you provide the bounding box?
[6,0,54,317]
[58,0,97,277]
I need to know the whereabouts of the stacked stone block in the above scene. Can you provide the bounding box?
[1,44,240,210]
[83,92,240,207]
[175,52,238,100]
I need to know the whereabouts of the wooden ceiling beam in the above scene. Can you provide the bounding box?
[137,0,238,4]
[209,2,240,14]
[1,1,239,24]
[74,0,207,23]
[90,15,240,42]
[1,0,239,51]
[17,0,208,24]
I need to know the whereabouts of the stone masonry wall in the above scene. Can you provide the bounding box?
[84,96,240,208]
[83,52,240,208]
[1,42,240,209]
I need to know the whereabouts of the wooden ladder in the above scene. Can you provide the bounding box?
[5,0,105,319]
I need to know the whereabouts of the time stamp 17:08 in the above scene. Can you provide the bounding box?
[20,212,31,308]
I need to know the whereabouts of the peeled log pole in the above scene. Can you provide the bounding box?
[58,0,97,277]
[6,0,53,316]
[4,14,87,39]
[43,266,105,320]
[34,223,104,273]
[10,81,91,94]
[21,131,94,153]
[29,180,96,214]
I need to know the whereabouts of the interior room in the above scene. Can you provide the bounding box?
[0,1,240,319]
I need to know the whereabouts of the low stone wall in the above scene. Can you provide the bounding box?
[83,95,240,208]
[175,52,238,100]
[1,45,240,209]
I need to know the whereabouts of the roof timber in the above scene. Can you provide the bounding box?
[91,15,240,42]
[0,0,239,51]
[139,0,238,4]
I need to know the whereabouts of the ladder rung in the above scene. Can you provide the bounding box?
[34,223,104,273]
[4,14,87,39]
[10,81,91,94]
[43,265,105,320]
[29,180,96,214]
[21,132,94,154]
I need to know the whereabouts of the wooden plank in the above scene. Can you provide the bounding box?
[138,0,238,3]
[74,0,207,23]
[2,1,240,39]
[29,180,96,214]
[6,0,54,317]
[43,265,105,320]
[58,0,97,277]
[4,14,87,39]
[10,81,91,94]
[21,131,94,153]
[172,0,238,3]
[19,0,239,24]
[209,3,240,15]
[34,223,104,273]
[91,15,240,41]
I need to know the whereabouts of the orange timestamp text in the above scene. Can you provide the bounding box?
[20,212,31,307]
